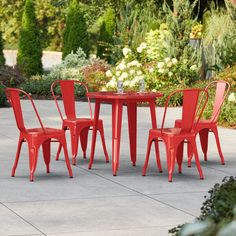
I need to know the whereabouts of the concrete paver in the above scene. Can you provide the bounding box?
[0,100,235,235]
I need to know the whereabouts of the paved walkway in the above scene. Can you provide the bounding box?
[3,50,62,70]
[0,100,235,236]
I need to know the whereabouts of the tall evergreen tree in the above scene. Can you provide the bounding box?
[0,31,5,66]
[17,0,42,77]
[97,7,116,62]
[62,0,89,59]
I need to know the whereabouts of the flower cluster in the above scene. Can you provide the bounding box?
[190,23,203,39]
[146,57,199,89]
[106,47,145,91]
[228,92,236,102]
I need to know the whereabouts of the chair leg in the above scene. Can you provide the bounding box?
[55,126,65,161]
[80,127,90,159]
[55,143,62,161]
[190,139,204,180]
[12,136,24,177]
[28,144,39,182]
[60,136,73,178]
[168,148,176,182]
[42,139,51,173]
[212,126,225,165]
[176,141,184,173]
[70,127,79,165]
[142,135,153,176]
[98,121,109,163]
[187,142,193,167]
[199,129,209,161]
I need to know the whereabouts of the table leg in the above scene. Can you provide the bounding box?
[112,101,123,176]
[149,100,162,172]
[88,100,100,169]
[127,103,137,166]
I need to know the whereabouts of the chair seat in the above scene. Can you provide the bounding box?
[150,127,195,137]
[175,119,217,130]
[25,127,64,135]
[63,118,102,124]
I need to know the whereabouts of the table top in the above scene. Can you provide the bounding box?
[87,91,163,101]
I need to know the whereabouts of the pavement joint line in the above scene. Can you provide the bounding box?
[149,190,208,196]
[0,202,47,236]
[76,165,197,218]
[2,194,140,204]
[203,165,236,175]
[8,234,43,236]
[0,133,15,139]
[44,225,177,235]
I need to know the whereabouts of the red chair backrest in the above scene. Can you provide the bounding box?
[5,88,45,132]
[51,80,92,120]
[207,81,230,123]
[161,88,208,133]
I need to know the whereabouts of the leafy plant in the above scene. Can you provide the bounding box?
[170,176,236,236]
[20,75,55,96]
[81,56,110,91]
[62,0,90,59]
[105,47,145,91]
[203,2,236,73]
[35,0,66,51]
[162,0,200,60]
[0,31,5,66]
[111,0,159,63]
[0,82,7,107]
[60,48,88,69]
[21,48,89,96]
[17,0,43,77]
[97,7,116,62]
[0,0,24,49]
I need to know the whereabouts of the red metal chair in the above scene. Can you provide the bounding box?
[5,88,73,181]
[51,80,109,165]
[175,81,230,166]
[142,88,208,182]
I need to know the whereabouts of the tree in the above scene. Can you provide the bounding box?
[0,31,5,66]
[17,0,42,77]
[62,0,90,59]
[97,7,116,62]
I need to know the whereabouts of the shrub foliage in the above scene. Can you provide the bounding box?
[170,176,236,236]
[62,0,89,59]
[17,0,43,77]
[97,7,116,62]
[0,31,5,66]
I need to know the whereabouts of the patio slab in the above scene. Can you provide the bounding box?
[0,100,235,236]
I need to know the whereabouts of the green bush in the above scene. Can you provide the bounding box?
[82,56,110,91]
[0,84,7,107]
[62,0,89,59]
[21,49,89,96]
[203,2,236,73]
[0,31,5,66]
[112,0,159,63]
[170,176,236,236]
[60,48,88,69]
[97,7,116,62]
[20,75,55,96]
[17,0,43,77]
[143,0,202,88]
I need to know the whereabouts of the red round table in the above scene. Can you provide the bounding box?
[86,91,163,176]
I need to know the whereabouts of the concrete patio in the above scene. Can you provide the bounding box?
[0,100,235,236]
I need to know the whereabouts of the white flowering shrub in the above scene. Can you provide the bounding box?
[228,92,236,102]
[105,47,145,91]
[140,24,170,62]
[144,56,199,90]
